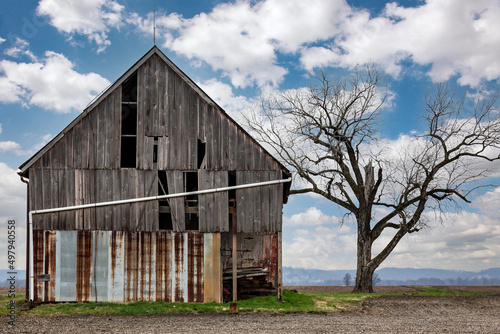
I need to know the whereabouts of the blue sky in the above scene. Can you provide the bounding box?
[1,0,500,272]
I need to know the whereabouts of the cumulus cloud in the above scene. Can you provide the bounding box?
[283,203,500,270]
[127,0,500,88]
[130,0,351,88]
[4,38,37,61]
[0,133,52,156]
[0,37,5,44]
[0,47,110,112]
[37,0,124,52]
[302,0,500,86]
[197,78,254,120]
[284,207,338,227]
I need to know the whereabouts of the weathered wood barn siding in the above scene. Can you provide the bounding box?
[26,52,285,233]
[19,46,290,303]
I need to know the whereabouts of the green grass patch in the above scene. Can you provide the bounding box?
[0,293,27,316]
[408,286,490,297]
[1,287,492,317]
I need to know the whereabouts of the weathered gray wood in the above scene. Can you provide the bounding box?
[166,170,185,231]
[74,169,83,229]
[187,88,197,170]
[261,170,270,232]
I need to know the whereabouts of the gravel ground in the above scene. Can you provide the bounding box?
[3,286,500,333]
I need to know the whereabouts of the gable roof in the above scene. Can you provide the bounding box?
[18,46,290,179]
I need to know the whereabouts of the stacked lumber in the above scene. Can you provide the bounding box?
[222,267,276,300]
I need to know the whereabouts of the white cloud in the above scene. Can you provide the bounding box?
[283,204,500,271]
[37,0,124,53]
[0,37,5,44]
[0,50,110,112]
[130,0,351,88]
[284,207,338,227]
[302,0,500,86]
[4,38,37,61]
[197,78,253,121]
[0,134,51,157]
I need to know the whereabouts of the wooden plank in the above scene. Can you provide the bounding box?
[143,171,157,231]
[228,122,237,170]
[74,169,83,230]
[65,128,74,169]
[167,170,185,232]
[157,56,167,135]
[188,88,197,170]
[104,170,113,230]
[73,123,82,169]
[261,170,270,232]
[89,108,98,169]
[197,169,209,232]
[120,170,131,231]
[217,171,229,232]
[220,115,229,170]
[236,171,247,233]
[135,170,145,229]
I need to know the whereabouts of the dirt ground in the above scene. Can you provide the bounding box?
[3,286,500,333]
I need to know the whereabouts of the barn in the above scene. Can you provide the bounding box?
[18,46,291,304]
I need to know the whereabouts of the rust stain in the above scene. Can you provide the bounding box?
[48,231,57,302]
[196,233,204,302]
[155,231,164,301]
[76,230,92,302]
[165,232,172,302]
[110,231,116,290]
[174,233,184,302]
[188,233,194,302]
[33,230,44,302]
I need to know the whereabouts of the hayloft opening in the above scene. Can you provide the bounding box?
[158,170,172,230]
[184,171,199,230]
[120,72,138,168]
[228,170,236,208]
[153,137,159,166]
[197,139,206,169]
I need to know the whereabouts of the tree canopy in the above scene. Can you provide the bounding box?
[244,67,500,292]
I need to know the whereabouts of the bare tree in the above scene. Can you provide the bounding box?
[372,273,381,286]
[244,66,500,293]
[343,273,352,286]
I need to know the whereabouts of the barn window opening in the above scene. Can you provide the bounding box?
[153,137,158,166]
[184,171,199,230]
[184,172,198,206]
[120,72,137,168]
[158,170,172,230]
[228,170,236,208]
[197,139,206,169]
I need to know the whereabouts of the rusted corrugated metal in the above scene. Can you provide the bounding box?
[32,230,221,303]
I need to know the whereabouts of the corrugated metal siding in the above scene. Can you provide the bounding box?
[32,230,221,303]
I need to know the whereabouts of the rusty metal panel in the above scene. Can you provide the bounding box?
[32,230,218,303]
[203,233,221,303]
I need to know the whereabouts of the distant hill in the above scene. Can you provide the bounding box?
[2,268,499,287]
[0,269,26,287]
[284,267,500,286]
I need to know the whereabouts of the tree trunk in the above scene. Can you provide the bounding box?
[353,210,375,293]
[353,263,375,293]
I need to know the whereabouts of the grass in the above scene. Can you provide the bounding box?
[1,287,492,317]
[408,286,490,297]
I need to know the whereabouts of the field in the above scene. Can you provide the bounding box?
[2,286,499,333]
